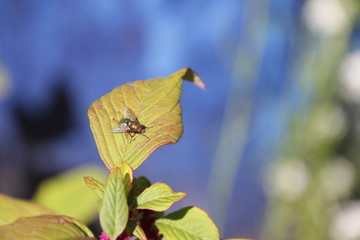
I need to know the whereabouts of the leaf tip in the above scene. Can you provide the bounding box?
[181,67,206,90]
[180,192,187,197]
[194,81,206,90]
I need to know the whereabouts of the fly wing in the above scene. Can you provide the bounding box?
[111,122,130,133]
[123,106,137,121]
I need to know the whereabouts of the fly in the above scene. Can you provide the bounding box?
[111,107,149,141]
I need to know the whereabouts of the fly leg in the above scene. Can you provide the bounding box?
[140,133,149,139]
[128,132,136,143]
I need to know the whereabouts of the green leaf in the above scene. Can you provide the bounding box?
[84,176,105,199]
[33,165,107,224]
[0,193,53,226]
[133,177,151,194]
[128,177,151,209]
[155,207,220,240]
[0,215,95,240]
[127,220,147,240]
[116,161,134,194]
[88,68,205,170]
[136,183,186,211]
[100,167,129,240]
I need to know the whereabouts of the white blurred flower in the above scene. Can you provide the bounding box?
[320,158,354,200]
[302,0,348,36]
[330,201,360,240]
[315,106,346,140]
[340,50,360,103]
[265,159,309,201]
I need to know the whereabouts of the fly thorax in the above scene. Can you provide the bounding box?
[130,122,137,129]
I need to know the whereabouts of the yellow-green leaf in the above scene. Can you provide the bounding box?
[116,161,134,194]
[88,68,204,170]
[33,165,107,224]
[0,193,54,226]
[84,176,105,199]
[100,167,128,240]
[136,183,186,211]
[127,220,147,240]
[155,207,220,240]
[0,215,95,240]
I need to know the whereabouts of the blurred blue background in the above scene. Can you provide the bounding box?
[1,1,360,239]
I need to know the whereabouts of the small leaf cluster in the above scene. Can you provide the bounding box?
[84,162,218,240]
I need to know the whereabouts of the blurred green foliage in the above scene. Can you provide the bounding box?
[262,1,360,239]
[33,165,107,224]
